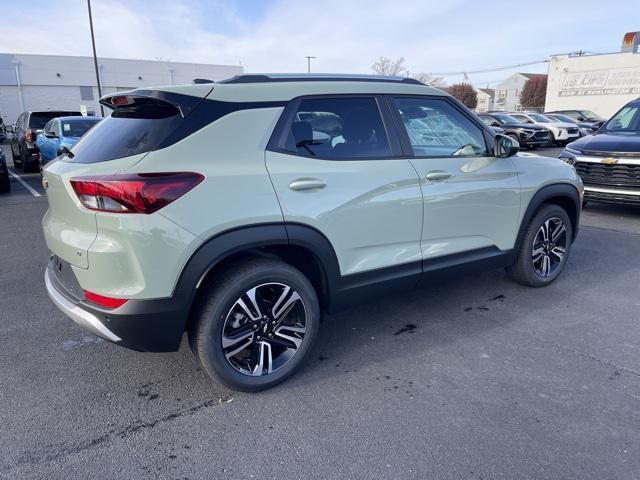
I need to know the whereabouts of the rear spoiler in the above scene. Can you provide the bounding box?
[100,88,213,118]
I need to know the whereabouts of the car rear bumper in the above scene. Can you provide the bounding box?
[45,268,122,342]
[45,259,192,352]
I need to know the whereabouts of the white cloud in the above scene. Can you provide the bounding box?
[0,0,637,86]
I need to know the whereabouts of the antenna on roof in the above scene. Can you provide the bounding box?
[193,78,214,84]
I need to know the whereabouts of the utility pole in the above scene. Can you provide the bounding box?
[305,56,316,73]
[87,0,104,116]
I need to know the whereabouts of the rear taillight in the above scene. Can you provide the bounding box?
[70,172,204,214]
[25,128,34,143]
[83,290,128,309]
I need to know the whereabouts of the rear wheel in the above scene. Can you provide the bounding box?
[13,145,23,168]
[190,258,320,391]
[507,204,572,287]
[21,149,37,173]
[0,171,10,193]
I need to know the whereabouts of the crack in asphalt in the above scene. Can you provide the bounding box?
[9,396,235,471]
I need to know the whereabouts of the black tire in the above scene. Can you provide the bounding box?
[19,145,27,170]
[13,145,23,168]
[506,204,573,287]
[0,172,10,193]
[189,258,320,392]
[21,149,37,173]
[507,133,520,145]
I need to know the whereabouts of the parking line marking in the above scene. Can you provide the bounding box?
[8,171,41,197]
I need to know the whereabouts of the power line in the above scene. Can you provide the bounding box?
[429,59,549,76]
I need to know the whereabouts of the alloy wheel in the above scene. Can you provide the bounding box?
[532,216,567,278]
[221,283,307,376]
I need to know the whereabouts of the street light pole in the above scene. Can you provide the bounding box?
[305,56,316,73]
[87,0,104,116]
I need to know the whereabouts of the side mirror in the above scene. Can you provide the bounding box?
[577,115,586,121]
[45,131,58,138]
[526,119,534,124]
[494,133,519,158]
[491,121,500,127]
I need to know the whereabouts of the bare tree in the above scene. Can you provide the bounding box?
[412,72,447,88]
[371,57,407,77]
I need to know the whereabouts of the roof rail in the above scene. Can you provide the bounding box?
[218,73,424,86]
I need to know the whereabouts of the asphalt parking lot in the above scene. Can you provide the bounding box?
[1,144,640,480]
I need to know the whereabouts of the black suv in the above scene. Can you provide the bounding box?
[10,111,81,172]
[478,113,551,149]
[559,98,640,206]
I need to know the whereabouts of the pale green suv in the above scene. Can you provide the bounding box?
[42,74,583,391]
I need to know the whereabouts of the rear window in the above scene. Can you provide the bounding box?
[29,112,81,129]
[65,99,184,164]
[61,119,101,137]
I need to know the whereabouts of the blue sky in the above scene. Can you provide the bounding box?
[0,0,638,86]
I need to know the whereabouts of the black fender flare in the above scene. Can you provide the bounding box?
[173,222,343,308]
[515,183,581,249]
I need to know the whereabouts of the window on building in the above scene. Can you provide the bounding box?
[79,86,94,101]
[499,90,506,99]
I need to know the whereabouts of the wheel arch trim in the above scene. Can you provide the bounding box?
[174,223,342,306]
[516,183,581,249]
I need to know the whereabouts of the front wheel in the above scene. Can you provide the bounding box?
[189,258,320,391]
[507,204,572,287]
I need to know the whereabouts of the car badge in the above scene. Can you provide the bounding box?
[601,157,618,165]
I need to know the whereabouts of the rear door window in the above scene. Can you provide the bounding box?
[283,97,392,159]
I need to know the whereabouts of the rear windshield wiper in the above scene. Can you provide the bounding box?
[62,146,75,158]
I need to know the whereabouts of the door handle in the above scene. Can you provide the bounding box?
[289,178,326,191]
[425,171,452,182]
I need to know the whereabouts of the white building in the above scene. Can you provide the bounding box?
[493,72,546,112]
[475,88,495,112]
[0,53,243,124]
[546,36,640,118]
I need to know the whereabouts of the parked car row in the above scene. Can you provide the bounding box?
[5,110,101,173]
[477,112,552,148]
[478,110,605,149]
[36,116,102,164]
